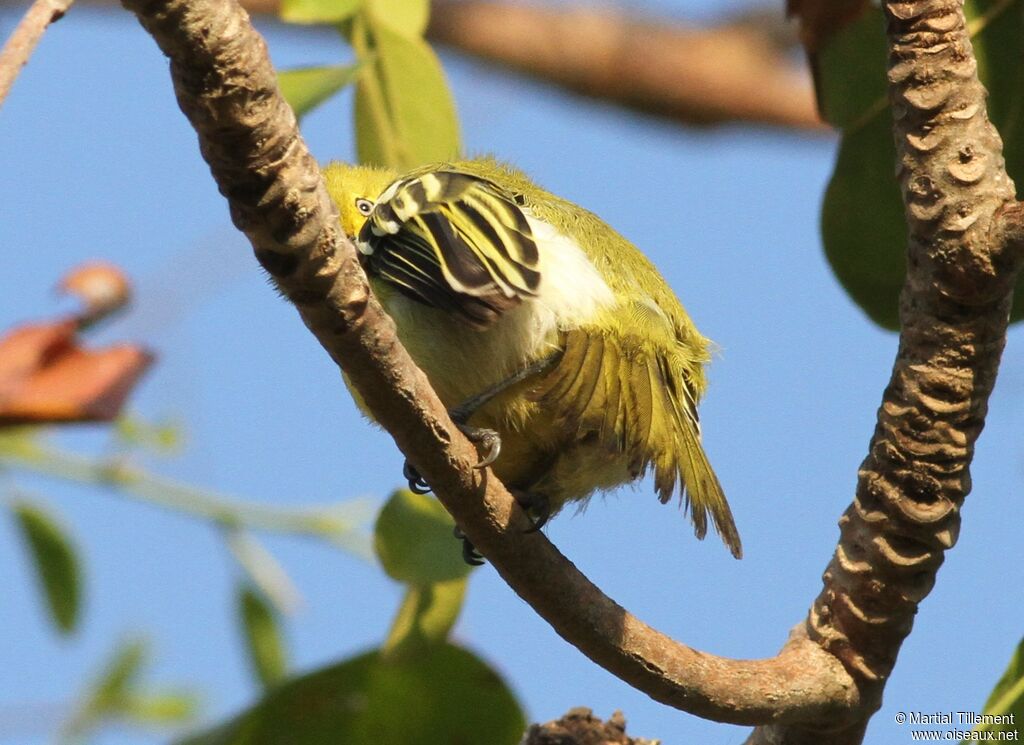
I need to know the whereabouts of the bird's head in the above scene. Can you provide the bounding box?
[323,161,398,238]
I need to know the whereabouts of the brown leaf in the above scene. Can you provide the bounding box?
[0,319,154,425]
[57,261,133,328]
[787,0,869,53]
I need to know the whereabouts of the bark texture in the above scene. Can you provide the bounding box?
[521,708,659,745]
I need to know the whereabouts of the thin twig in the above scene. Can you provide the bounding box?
[0,432,373,556]
[0,0,75,109]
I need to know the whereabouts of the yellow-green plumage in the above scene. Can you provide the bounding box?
[324,158,741,558]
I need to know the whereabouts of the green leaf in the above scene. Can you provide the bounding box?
[966,637,1024,740]
[383,577,468,655]
[822,113,906,330]
[12,499,82,633]
[278,65,360,119]
[238,585,289,688]
[819,2,1024,330]
[176,643,525,745]
[115,415,183,454]
[92,638,147,707]
[63,638,198,740]
[63,638,148,739]
[815,10,888,129]
[366,0,429,37]
[122,692,200,724]
[280,0,362,24]
[374,489,471,584]
[354,19,460,169]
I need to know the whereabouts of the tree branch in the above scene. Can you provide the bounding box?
[521,707,658,745]
[2,0,823,131]
[750,0,1024,742]
[0,0,75,109]
[118,0,856,729]
[424,1,823,130]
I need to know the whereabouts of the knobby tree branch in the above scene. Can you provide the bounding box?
[0,0,75,108]
[110,0,1023,742]
[752,0,1024,742]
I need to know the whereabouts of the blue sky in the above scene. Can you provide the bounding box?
[1,4,1023,744]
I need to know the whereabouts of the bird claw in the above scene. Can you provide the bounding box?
[453,525,485,566]
[513,490,551,533]
[455,423,502,469]
[403,460,432,494]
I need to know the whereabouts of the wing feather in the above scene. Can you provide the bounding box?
[359,170,541,329]
[530,301,741,557]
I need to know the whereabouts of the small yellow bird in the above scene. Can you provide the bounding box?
[325,158,741,560]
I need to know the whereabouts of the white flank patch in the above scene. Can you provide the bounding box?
[525,212,614,328]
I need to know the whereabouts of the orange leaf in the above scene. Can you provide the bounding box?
[0,320,154,425]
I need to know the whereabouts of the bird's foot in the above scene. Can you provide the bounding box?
[403,460,432,495]
[400,418,502,496]
[455,422,501,469]
[453,525,484,566]
[512,489,551,533]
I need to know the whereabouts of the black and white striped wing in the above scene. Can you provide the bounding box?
[357,170,542,329]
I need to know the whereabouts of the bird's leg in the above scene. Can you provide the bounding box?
[453,525,484,566]
[511,488,552,533]
[401,352,562,494]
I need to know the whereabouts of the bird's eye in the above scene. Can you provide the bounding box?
[355,198,374,216]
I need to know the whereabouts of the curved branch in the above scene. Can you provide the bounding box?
[753,1,1024,742]
[426,1,823,131]
[0,0,75,108]
[118,0,855,728]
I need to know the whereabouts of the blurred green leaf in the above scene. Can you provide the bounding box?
[92,638,147,707]
[279,64,360,119]
[63,638,198,741]
[965,637,1024,740]
[280,0,361,24]
[366,0,429,37]
[822,113,905,329]
[114,415,183,454]
[374,489,471,584]
[122,692,200,724]
[177,643,525,745]
[354,19,460,169]
[63,638,147,739]
[816,10,887,129]
[383,577,467,655]
[238,585,289,688]
[12,499,82,633]
[819,1,1024,330]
